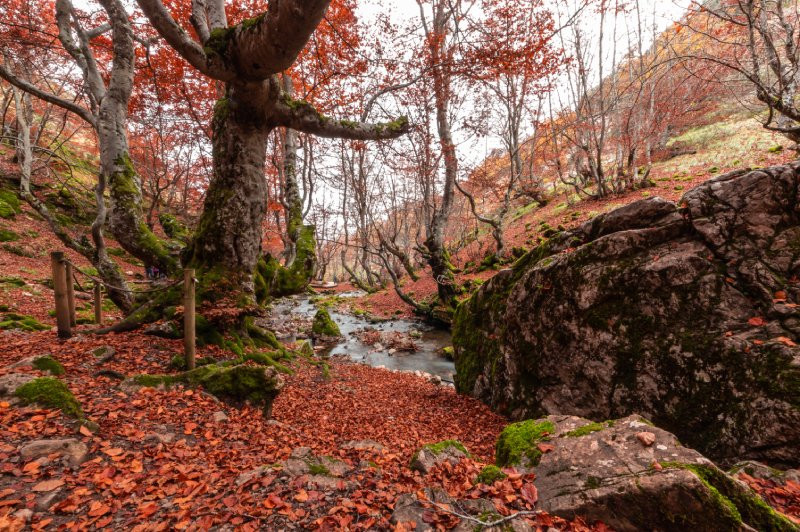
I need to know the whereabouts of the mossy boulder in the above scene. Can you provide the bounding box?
[453,164,800,468]
[528,415,797,531]
[0,313,49,331]
[312,308,341,337]
[15,377,83,419]
[9,355,64,375]
[410,440,470,474]
[129,363,284,417]
[32,355,65,376]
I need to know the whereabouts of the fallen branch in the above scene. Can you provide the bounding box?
[422,500,540,528]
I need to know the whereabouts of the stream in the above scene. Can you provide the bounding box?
[269,293,455,382]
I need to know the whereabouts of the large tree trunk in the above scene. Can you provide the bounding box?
[183,85,272,302]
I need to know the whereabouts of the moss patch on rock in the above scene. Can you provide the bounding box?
[0,313,49,331]
[421,439,470,457]
[660,461,797,531]
[15,377,83,418]
[312,308,341,337]
[495,419,555,467]
[32,355,65,376]
[564,421,612,438]
[475,465,507,485]
[131,363,283,416]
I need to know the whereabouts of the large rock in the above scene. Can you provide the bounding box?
[528,415,796,531]
[453,164,800,467]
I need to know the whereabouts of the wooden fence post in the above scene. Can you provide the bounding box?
[184,269,196,370]
[65,261,76,327]
[94,283,103,324]
[50,251,71,339]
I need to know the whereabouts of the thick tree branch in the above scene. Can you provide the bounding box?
[273,98,410,141]
[136,0,232,80]
[231,0,331,80]
[189,0,210,43]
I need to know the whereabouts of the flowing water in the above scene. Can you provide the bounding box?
[270,293,455,382]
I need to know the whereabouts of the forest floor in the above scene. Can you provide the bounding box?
[0,326,611,530]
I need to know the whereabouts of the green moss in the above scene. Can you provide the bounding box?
[495,420,555,468]
[660,462,797,531]
[768,145,784,153]
[0,276,25,287]
[564,421,611,437]
[308,463,330,476]
[0,189,20,212]
[424,439,470,457]
[32,355,65,376]
[195,314,225,348]
[0,229,19,242]
[0,200,15,219]
[475,465,507,485]
[312,308,341,336]
[132,363,282,415]
[169,354,217,371]
[15,377,83,418]
[240,13,265,30]
[159,213,190,242]
[106,247,126,257]
[584,475,601,489]
[240,351,294,374]
[0,312,49,331]
[203,27,235,56]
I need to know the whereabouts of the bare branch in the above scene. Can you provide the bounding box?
[0,64,96,127]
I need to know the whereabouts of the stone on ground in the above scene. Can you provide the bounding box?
[410,440,470,474]
[525,415,796,531]
[19,438,89,466]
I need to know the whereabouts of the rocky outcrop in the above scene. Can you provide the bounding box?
[525,415,797,531]
[453,163,800,467]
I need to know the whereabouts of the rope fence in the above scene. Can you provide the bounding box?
[49,251,198,370]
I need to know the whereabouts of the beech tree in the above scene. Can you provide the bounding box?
[136,0,409,306]
[0,0,177,310]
